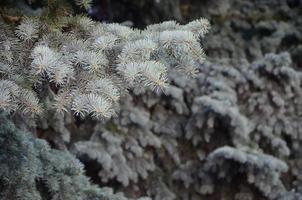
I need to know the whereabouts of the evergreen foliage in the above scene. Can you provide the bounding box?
[3,1,301,200]
[0,111,148,200]
[0,13,209,120]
